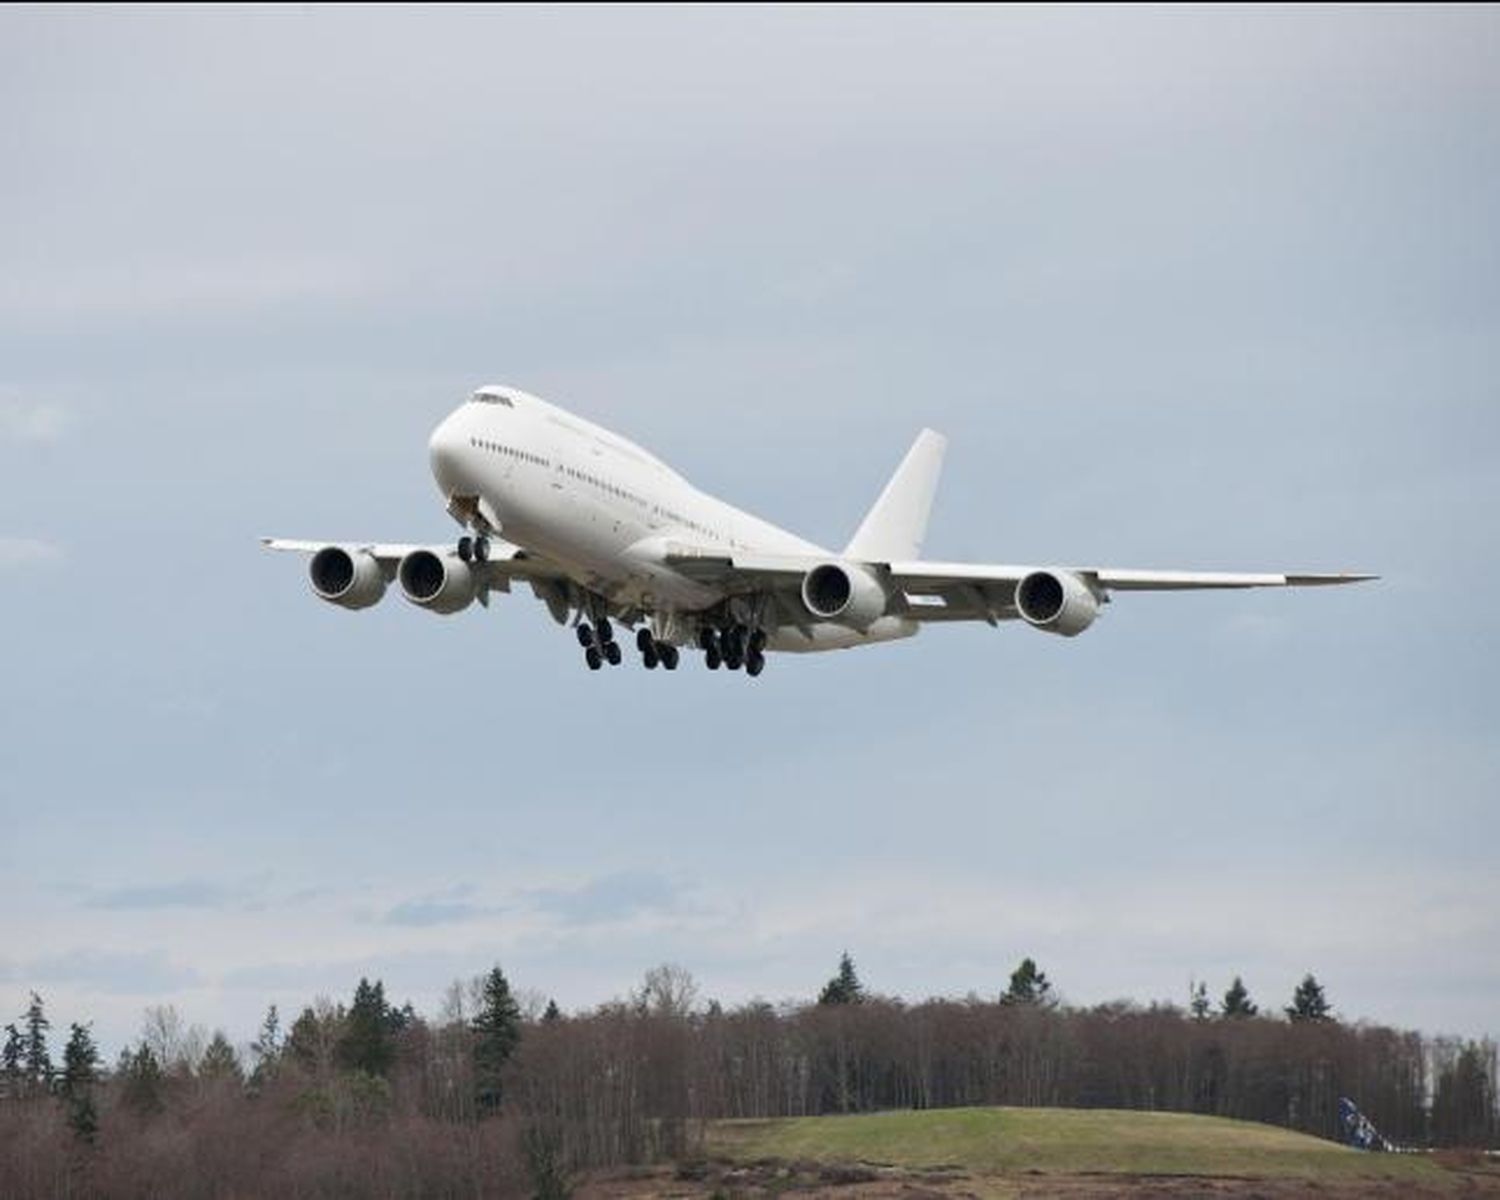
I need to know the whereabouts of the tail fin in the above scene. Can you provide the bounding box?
[844,429,947,562]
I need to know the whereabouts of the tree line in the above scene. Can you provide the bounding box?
[1,956,1495,1198]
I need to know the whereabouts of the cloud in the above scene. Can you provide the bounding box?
[1,949,201,994]
[384,897,495,927]
[381,882,495,927]
[86,880,242,911]
[0,260,378,327]
[221,948,491,995]
[0,396,69,443]
[524,871,683,926]
[377,874,688,929]
[0,537,63,569]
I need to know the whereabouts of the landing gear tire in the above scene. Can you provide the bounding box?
[642,644,659,670]
[698,628,718,653]
[597,618,614,645]
[585,646,602,671]
[636,628,655,655]
[576,623,594,648]
[705,645,722,670]
[473,536,490,563]
[659,643,679,671]
[458,535,473,563]
[748,629,767,654]
[604,641,622,667]
[746,650,765,677]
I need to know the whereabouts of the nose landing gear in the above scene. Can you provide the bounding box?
[457,535,491,563]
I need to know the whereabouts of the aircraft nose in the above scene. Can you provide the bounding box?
[428,411,467,493]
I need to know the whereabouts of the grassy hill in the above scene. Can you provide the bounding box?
[701,1106,1460,1193]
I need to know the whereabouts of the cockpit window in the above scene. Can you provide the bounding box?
[470,390,514,407]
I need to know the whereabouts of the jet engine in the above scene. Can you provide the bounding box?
[1015,569,1100,637]
[801,561,888,628]
[398,549,477,614]
[308,546,386,610]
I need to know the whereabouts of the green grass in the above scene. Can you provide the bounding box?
[707,1106,1449,1186]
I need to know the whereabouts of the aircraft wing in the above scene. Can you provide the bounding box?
[663,544,1375,624]
[260,537,570,584]
[263,537,426,560]
[886,561,1376,624]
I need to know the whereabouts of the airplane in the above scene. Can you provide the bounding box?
[264,384,1374,677]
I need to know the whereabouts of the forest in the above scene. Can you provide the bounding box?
[1,955,1495,1197]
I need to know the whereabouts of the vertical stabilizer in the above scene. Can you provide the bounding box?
[844,429,947,562]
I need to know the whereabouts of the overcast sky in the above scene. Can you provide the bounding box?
[3,5,1497,1057]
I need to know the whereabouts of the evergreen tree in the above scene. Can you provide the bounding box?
[60,1022,101,1143]
[251,1005,281,1061]
[1221,976,1258,1018]
[60,1022,99,1097]
[542,999,561,1023]
[391,1000,419,1033]
[818,952,865,1006]
[473,965,522,1114]
[66,1092,99,1144]
[338,978,395,1077]
[120,1043,164,1113]
[2,1023,22,1091]
[249,1004,282,1086]
[1189,981,1212,1021]
[287,1003,344,1074]
[200,1031,243,1081]
[287,1006,320,1070]
[1285,974,1333,1022]
[1001,958,1054,1007]
[1432,1039,1497,1147]
[22,992,52,1091]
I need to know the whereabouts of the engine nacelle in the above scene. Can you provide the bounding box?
[1015,569,1100,637]
[309,546,386,610]
[398,549,477,614]
[801,561,888,628]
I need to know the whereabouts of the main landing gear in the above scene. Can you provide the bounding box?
[575,617,622,670]
[635,627,680,671]
[699,625,766,678]
[574,618,680,671]
[569,597,762,677]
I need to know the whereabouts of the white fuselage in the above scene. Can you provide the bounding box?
[426,386,913,650]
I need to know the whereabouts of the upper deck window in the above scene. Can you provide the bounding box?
[470,390,514,408]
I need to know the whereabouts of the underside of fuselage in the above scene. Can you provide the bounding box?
[427,397,918,675]
[476,486,918,656]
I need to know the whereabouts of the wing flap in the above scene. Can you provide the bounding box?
[662,543,820,588]
[1093,569,1378,591]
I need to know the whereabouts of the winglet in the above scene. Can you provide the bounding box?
[844,429,947,563]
